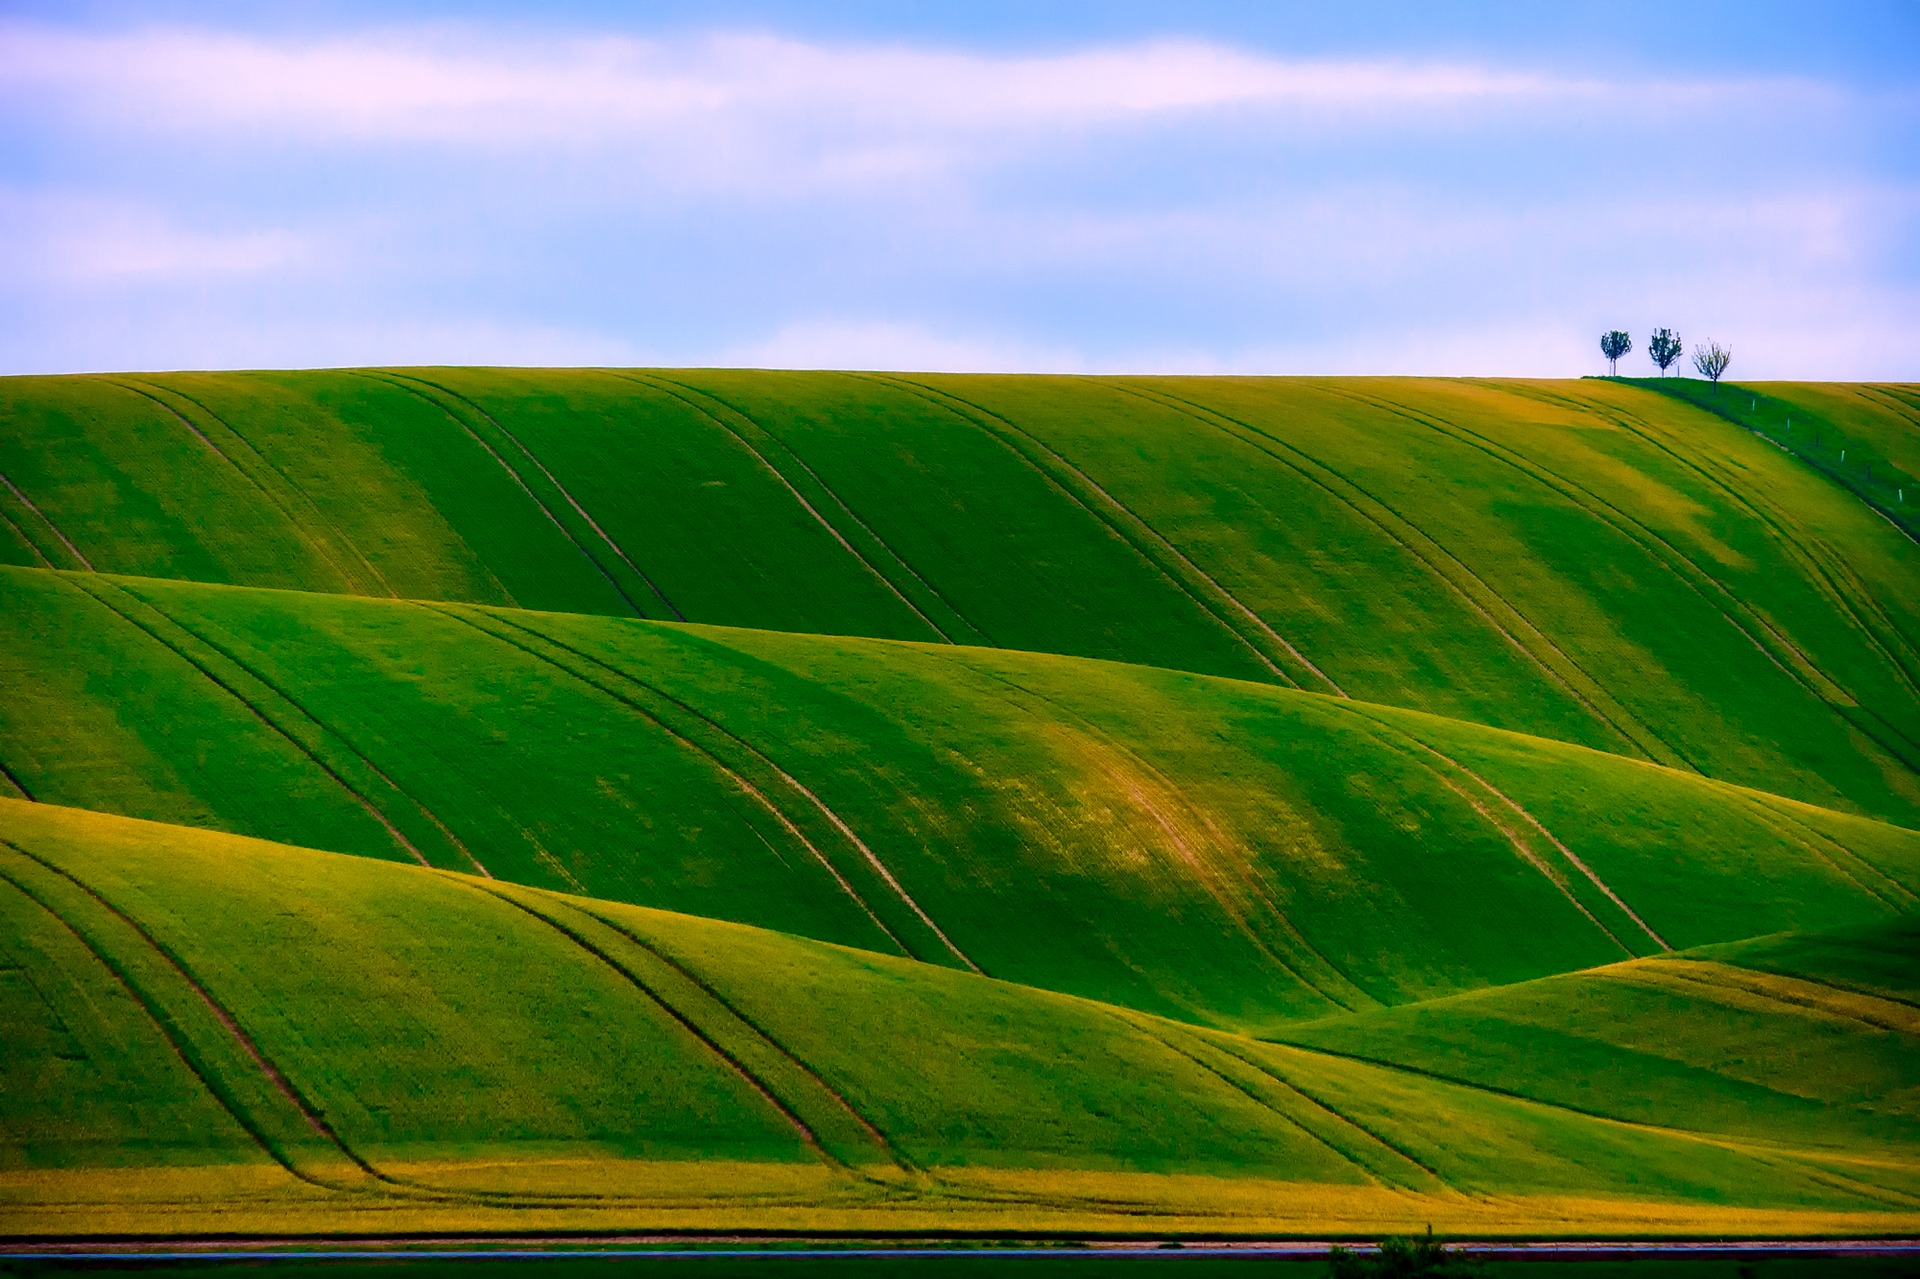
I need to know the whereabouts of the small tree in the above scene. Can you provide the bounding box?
[1693,341,1731,387]
[1599,330,1631,376]
[1648,328,1683,376]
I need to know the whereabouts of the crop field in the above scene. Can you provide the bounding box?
[1,372,1917,1241]
[4,1257,1918,1279]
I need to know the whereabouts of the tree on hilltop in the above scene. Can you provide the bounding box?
[1600,330,1631,376]
[1648,328,1683,376]
[1693,341,1731,388]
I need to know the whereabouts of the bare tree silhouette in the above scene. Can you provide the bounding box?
[1693,341,1731,388]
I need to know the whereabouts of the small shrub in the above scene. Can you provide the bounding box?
[1329,1227,1484,1279]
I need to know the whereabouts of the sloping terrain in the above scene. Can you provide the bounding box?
[2,373,1916,827]
[3,566,1916,1033]
[1275,918,1920,1155]
[1636,379,1920,543]
[1,371,1916,1240]
[4,800,1915,1237]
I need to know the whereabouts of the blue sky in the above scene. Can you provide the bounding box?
[3,2,1916,376]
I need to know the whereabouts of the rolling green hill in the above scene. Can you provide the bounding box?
[4,798,1915,1237]
[2,373,1917,827]
[1275,918,1920,1154]
[2,370,1916,1241]
[1633,379,1920,542]
[4,565,1916,1033]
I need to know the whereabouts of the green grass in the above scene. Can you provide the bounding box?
[1272,919,1920,1157]
[2,373,1916,827]
[3,1259,1919,1279]
[3,370,1917,1240]
[2,798,1915,1238]
[1629,379,1920,541]
[4,567,1917,1034]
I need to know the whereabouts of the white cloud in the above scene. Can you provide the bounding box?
[0,193,312,285]
[0,307,652,375]
[0,20,1812,155]
[718,319,1086,374]
[0,18,1906,378]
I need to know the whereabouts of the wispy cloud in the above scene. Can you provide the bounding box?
[0,21,1806,149]
[0,15,1909,377]
[0,192,312,285]
[722,318,1087,373]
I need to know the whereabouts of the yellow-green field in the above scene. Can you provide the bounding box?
[1,372,1915,1239]
[4,801,1916,1237]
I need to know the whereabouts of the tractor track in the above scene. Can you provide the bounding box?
[414,602,917,963]
[612,371,965,645]
[872,374,1329,692]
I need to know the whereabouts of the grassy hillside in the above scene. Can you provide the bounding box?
[1275,918,1920,1156]
[4,798,1914,1238]
[3,369,1915,1241]
[2,372,1916,827]
[1634,379,1920,542]
[4,565,1916,1033]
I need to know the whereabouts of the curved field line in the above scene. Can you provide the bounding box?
[121,378,396,598]
[0,841,387,1193]
[1253,381,1693,765]
[1522,385,1920,740]
[1097,1008,1401,1190]
[1135,380,1683,766]
[572,901,918,1173]
[1448,756,1670,951]
[608,371,963,645]
[1359,384,1860,707]
[892,373,1331,689]
[1339,701,1668,951]
[1720,965,1920,1016]
[657,375,994,644]
[381,371,684,621]
[1489,384,1920,775]
[1516,383,1920,703]
[871,374,1328,692]
[1817,551,1920,699]
[451,878,847,1170]
[1716,789,1915,913]
[0,857,350,1194]
[344,371,600,614]
[1327,706,1646,957]
[1203,1038,1457,1187]
[1634,962,1917,1035]
[416,602,914,961]
[4,842,602,1211]
[1262,1031,1918,1200]
[105,379,362,595]
[1134,1016,1436,1194]
[110,582,490,878]
[487,607,982,974]
[59,576,431,868]
[1138,380,1668,759]
[925,649,1371,1012]
[1,506,56,568]
[1576,392,1920,768]
[0,759,35,801]
[1679,384,1920,554]
[0,469,92,571]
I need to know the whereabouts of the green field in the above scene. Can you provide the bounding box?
[4,1257,1918,1279]
[1,372,1916,1240]
[3,799,1916,1236]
